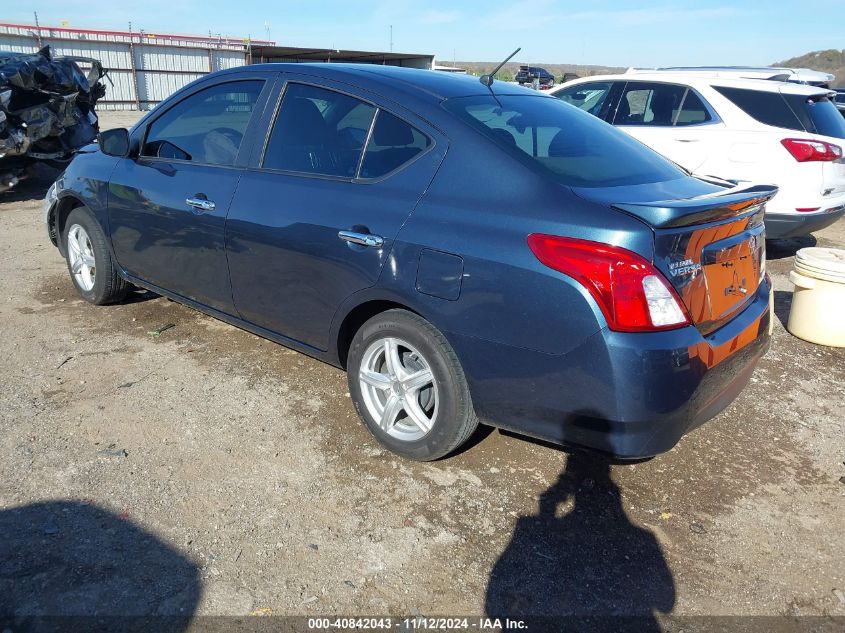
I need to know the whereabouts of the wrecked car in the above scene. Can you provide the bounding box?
[0,46,106,192]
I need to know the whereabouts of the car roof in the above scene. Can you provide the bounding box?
[556,72,834,96]
[223,62,530,101]
[630,66,835,84]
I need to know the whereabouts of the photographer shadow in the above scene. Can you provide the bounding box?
[485,448,675,632]
[0,500,200,632]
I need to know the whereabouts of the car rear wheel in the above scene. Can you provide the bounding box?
[63,206,129,305]
[347,309,478,461]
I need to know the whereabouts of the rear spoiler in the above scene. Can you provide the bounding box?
[612,184,778,229]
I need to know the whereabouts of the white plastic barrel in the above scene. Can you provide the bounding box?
[787,247,845,347]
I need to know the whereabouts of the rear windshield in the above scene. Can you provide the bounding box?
[443,94,686,188]
[715,86,845,138]
[786,94,845,139]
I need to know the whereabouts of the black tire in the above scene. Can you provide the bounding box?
[347,309,478,461]
[62,206,129,305]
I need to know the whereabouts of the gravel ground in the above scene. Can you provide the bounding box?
[0,111,843,628]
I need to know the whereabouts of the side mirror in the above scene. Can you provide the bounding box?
[98,128,130,157]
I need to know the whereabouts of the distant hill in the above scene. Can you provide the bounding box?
[774,49,844,88]
[451,61,624,83]
[451,51,845,89]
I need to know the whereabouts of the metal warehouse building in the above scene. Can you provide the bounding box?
[0,22,435,110]
[248,45,434,69]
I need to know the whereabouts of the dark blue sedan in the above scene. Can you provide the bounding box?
[44,64,775,461]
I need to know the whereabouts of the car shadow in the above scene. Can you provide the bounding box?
[773,289,793,329]
[485,445,675,632]
[0,500,200,631]
[766,235,816,261]
[447,425,496,457]
[122,287,161,304]
[1,164,61,203]
[496,429,654,465]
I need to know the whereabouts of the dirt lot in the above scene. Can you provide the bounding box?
[1,111,843,628]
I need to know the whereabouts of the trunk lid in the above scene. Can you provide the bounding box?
[573,181,777,334]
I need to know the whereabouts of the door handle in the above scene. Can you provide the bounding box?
[675,139,699,143]
[338,230,384,248]
[186,196,216,213]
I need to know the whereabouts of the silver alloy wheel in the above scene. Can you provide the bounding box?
[359,336,438,441]
[67,224,96,292]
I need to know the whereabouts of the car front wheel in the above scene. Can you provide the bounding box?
[347,309,478,461]
[63,206,129,305]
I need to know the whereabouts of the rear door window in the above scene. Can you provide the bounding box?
[263,83,376,177]
[359,110,431,179]
[614,82,687,126]
[713,86,804,131]
[675,90,712,125]
[142,80,264,166]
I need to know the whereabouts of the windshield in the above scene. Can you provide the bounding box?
[443,95,687,188]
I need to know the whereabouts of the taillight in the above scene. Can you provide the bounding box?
[781,138,843,162]
[527,234,690,332]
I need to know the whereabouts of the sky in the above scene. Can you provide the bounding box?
[6,0,843,67]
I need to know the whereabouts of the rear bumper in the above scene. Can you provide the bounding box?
[765,206,845,239]
[452,280,772,459]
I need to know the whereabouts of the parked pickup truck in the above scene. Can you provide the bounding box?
[515,66,555,89]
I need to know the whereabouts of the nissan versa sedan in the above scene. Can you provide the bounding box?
[44,64,775,461]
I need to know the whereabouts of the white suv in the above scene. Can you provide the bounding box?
[550,71,845,238]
